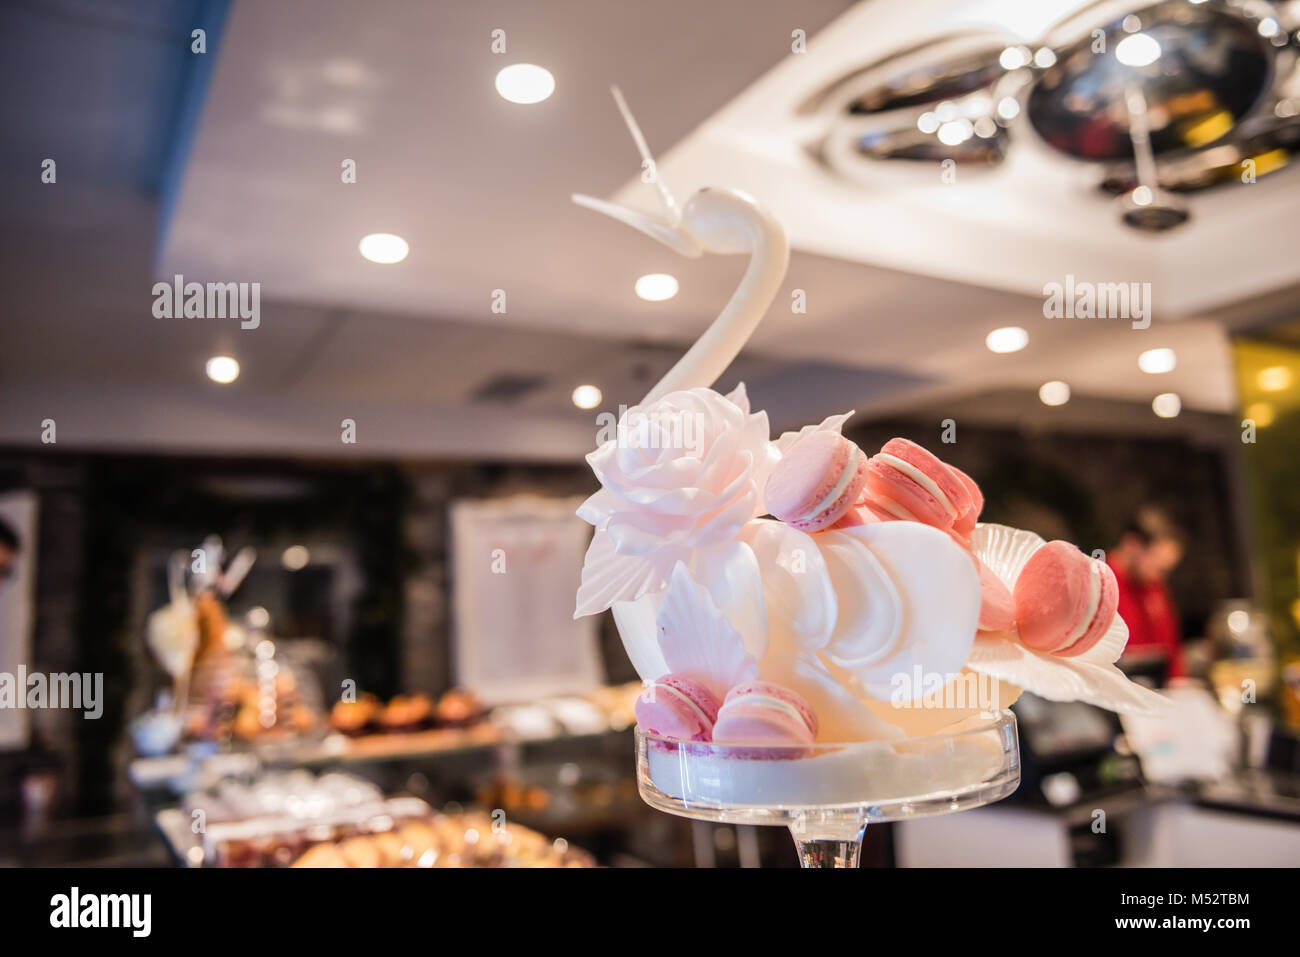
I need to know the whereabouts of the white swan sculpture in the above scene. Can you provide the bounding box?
[572,89,1166,734]
[571,88,789,405]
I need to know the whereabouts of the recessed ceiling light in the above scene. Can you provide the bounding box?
[572,384,602,409]
[495,63,555,104]
[1244,402,1275,428]
[1116,33,1161,67]
[1138,347,1177,374]
[1039,380,1070,406]
[937,119,974,146]
[985,326,1028,354]
[206,355,239,384]
[635,273,679,301]
[281,545,310,571]
[999,46,1029,70]
[359,233,409,264]
[964,94,992,118]
[1257,365,1292,391]
[1152,392,1181,418]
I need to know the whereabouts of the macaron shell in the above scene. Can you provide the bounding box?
[713,682,818,746]
[1053,560,1119,657]
[663,673,721,720]
[765,432,867,532]
[765,431,841,522]
[712,704,814,746]
[634,694,703,740]
[723,680,819,737]
[1012,541,1094,653]
[950,466,983,537]
[812,445,869,531]
[878,438,973,520]
[635,674,720,741]
[859,499,908,523]
[975,554,1016,632]
[863,462,952,529]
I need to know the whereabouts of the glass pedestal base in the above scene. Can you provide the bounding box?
[636,710,1020,867]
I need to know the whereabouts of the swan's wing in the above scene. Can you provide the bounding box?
[657,562,759,698]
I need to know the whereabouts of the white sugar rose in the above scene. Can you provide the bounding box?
[574,383,778,618]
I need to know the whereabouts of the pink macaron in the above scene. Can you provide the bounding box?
[974,554,1015,632]
[635,674,721,741]
[851,498,898,525]
[765,431,869,533]
[949,466,984,540]
[862,438,973,531]
[711,681,818,746]
[1013,541,1119,657]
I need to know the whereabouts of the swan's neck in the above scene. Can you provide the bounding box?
[641,197,790,405]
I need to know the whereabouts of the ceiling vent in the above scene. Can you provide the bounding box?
[802,0,1299,230]
[469,373,547,404]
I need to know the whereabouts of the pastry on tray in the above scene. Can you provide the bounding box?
[329,694,381,736]
[378,693,434,732]
[435,687,483,728]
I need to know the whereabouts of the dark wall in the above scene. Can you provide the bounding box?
[0,449,619,815]
[0,455,89,818]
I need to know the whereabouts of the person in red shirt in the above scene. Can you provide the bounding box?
[1107,507,1187,681]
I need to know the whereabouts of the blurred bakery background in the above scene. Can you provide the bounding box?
[1,0,1299,867]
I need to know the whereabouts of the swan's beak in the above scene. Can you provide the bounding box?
[571,193,704,258]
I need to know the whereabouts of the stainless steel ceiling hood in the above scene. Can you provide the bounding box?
[801,0,1299,230]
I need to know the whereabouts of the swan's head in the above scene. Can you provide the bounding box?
[571,186,775,259]
[679,188,767,256]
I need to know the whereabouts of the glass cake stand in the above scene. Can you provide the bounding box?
[636,710,1020,867]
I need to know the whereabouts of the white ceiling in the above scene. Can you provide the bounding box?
[2,0,1286,460]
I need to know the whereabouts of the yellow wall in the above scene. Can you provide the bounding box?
[1234,338,1300,664]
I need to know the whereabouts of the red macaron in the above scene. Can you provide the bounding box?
[1013,541,1119,657]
